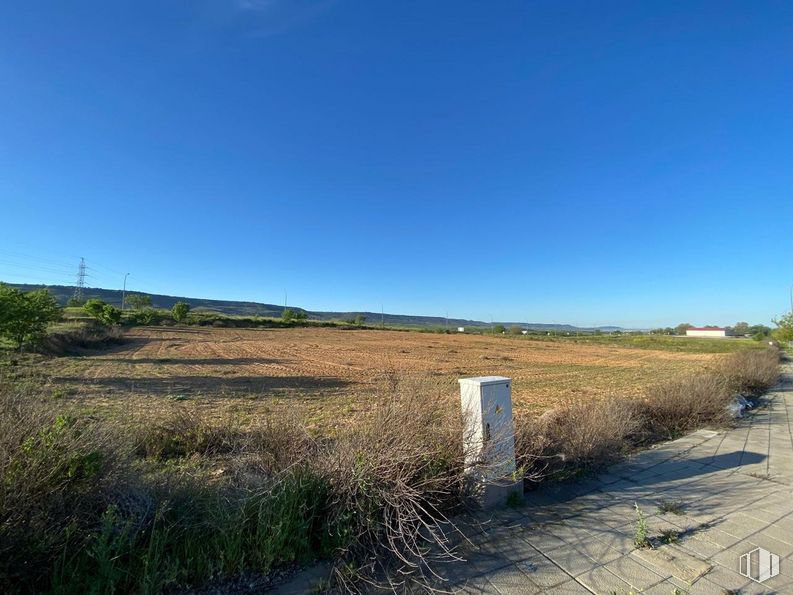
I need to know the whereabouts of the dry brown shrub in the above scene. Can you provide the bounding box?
[720,347,780,398]
[321,376,467,591]
[642,372,732,440]
[514,398,640,482]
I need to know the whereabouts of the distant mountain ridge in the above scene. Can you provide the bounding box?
[4,283,623,332]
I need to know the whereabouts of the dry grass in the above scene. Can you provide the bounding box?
[133,408,247,460]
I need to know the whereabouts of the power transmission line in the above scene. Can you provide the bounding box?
[0,248,78,270]
[0,259,75,276]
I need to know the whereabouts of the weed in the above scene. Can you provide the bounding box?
[657,500,685,515]
[748,471,772,480]
[633,503,651,548]
[506,490,523,508]
[660,529,679,544]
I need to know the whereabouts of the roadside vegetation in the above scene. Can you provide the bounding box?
[0,344,782,592]
[0,283,788,592]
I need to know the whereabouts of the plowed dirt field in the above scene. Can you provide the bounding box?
[40,327,717,430]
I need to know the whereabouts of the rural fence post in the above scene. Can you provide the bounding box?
[458,376,522,509]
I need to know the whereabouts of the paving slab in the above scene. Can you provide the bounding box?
[633,543,711,583]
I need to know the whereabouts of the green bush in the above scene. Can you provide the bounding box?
[82,299,106,319]
[124,307,164,326]
[83,300,122,326]
[101,304,122,325]
[133,409,245,460]
[0,392,131,593]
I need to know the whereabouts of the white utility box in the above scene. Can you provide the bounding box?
[459,376,522,508]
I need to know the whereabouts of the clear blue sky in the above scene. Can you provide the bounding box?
[2,1,792,328]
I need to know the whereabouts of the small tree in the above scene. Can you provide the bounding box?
[749,324,772,338]
[0,285,61,350]
[282,308,294,323]
[66,297,84,307]
[293,310,308,322]
[509,325,523,335]
[83,299,107,320]
[773,312,793,342]
[493,324,506,334]
[126,294,152,310]
[354,314,366,326]
[172,302,190,322]
[733,322,750,336]
[674,323,693,335]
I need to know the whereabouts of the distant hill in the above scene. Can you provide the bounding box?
[4,283,623,332]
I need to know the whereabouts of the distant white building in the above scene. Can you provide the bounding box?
[686,327,728,338]
[457,327,465,333]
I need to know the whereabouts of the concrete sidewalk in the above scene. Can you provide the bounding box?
[439,364,793,594]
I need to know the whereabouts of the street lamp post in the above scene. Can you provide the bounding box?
[122,273,130,310]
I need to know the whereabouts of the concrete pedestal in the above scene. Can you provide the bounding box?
[466,476,523,509]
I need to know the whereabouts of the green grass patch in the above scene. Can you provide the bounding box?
[545,334,765,353]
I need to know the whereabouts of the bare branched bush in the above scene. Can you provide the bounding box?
[322,377,467,591]
[720,347,780,398]
[514,399,640,482]
[642,373,733,440]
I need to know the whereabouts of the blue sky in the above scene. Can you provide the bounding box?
[1,1,792,328]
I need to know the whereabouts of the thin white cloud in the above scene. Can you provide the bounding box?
[196,0,337,38]
[235,0,277,12]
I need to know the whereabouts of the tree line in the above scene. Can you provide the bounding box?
[3,282,793,350]
[657,322,775,340]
